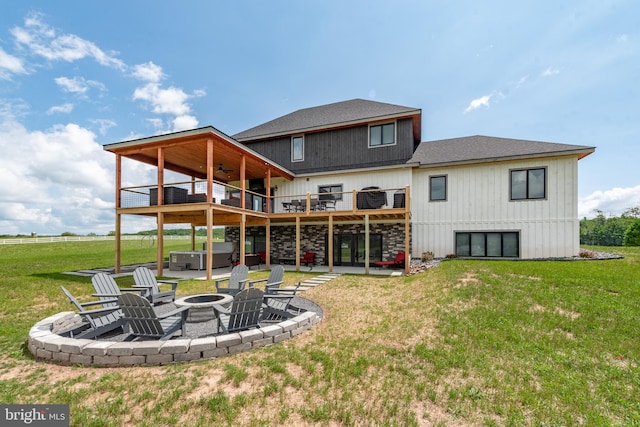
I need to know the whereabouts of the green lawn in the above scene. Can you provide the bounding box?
[0,241,638,426]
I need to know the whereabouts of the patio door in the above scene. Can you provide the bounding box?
[328,233,382,266]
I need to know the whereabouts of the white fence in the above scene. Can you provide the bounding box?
[0,235,195,245]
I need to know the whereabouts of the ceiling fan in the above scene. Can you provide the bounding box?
[216,163,233,174]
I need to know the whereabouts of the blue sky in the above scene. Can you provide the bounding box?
[0,1,638,235]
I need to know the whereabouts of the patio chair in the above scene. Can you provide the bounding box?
[132,266,178,304]
[215,264,249,295]
[319,192,336,210]
[373,251,405,269]
[248,265,284,291]
[91,272,146,308]
[212,287,264,334]
[300,252,316,267]
[60,286,127,339]
[117,293,189,340]
[261,281,303,322]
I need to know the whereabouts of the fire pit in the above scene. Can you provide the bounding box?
[174,293,234,322]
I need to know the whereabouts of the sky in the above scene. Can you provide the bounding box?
[0,1,638,235]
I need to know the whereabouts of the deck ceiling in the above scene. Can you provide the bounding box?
[105,129,293,182]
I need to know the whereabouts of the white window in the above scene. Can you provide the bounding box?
[369,122,396,147]
[292,135,304,162]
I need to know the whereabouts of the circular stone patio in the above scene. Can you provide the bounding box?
[28,307,321,367]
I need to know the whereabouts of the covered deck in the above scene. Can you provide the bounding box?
[104,127,411,279]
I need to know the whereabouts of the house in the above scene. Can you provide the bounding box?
[103,99,594,278]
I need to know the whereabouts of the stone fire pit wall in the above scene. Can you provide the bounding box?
[28,311,320,367]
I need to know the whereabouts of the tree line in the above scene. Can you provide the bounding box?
[580,207,640,246]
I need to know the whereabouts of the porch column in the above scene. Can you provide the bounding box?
[240,213,246,265]
[328,215,334,272]
[295,216,301,271]
[265,168,271,214]
[157,147,164,205]
[206,139,214,203]
[240,155,246,209]
[266,220,271,268]
[114,154,122,273]
[206,206,213,280]
[364,214,370,275]
[405,185,411,275]
[115,213,121,274]
[157,212,164,276]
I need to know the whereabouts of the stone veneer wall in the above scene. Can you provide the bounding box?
[226,223,410,265]
[28,311,320,367]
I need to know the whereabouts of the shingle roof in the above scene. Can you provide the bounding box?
[410,135,595,166]
[234,99,421,141]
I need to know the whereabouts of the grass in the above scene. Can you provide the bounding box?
[0,242,639,426]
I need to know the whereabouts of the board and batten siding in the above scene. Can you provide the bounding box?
[244,118,415,174]
[411,155,581,259]
[272,168,412,213]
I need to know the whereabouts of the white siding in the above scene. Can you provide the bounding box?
[411,156,580,259]
[273,168,413,207]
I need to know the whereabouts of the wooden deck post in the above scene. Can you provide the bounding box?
[404,185,411,275]
[157,212,164,276]
[114,154,122,274]
[206,206,213,280]
[364,214,370,274]
[328,215,334,272]
[240,213,246,265]
[295,216,301,271]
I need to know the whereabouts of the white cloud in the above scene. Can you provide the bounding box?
[55,76,88,94]
[172,115,199,132]
[0,47,26,79]
[133,83,192,116]
[542,67,560,77]
[616,34,628,43]
[90,119,117,136]
[54,76,106,96]
[11,13,126,71]
[132,61,165,83]
[47,103,74,114]
[578,185,640,218]
[0,114,115,234]
[464,94,492,113]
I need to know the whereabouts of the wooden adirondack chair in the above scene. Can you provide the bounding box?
[117,293,189,340]
[248,265,284,292]
[91,272,146,308]
[132,266,178,304]
[60,286,127,339]
[215,264,249,295]
[261,281,303,322]
[213,287,264,334]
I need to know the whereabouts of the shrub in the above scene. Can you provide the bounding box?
[579,250,596,258]
[623,219,640,246]
[421,251,434,262]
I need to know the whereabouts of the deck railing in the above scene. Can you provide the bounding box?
[120,182,408,214]
[271,186,408,214]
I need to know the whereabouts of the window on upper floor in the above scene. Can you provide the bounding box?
[510,167,546,200]
[369,122,395,148]
[318,184,343,201]
[429,175,447,201]
[292,135,304,162]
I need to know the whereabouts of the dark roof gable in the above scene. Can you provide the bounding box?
[234,99,421,141]
[410,135,595,166]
